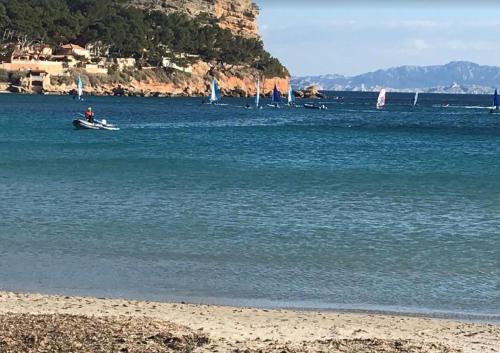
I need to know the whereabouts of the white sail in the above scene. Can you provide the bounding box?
[256,79,260,107]
[287,85,294,105]
[209,79,220,104]
[210,80,216,103]
[376,88,386,109]
[77,76,83,100]
[413,91,419,106]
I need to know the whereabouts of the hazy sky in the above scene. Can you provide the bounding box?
[257,1,500,76]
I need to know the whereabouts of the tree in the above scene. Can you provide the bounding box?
[0,0,288,77]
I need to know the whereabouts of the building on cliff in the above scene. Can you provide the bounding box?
[57,44,91,60]
[0,0,289,96]
[27,70,50,93]
[0,45,65,75]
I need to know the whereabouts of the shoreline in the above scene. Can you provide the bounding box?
[3,286,498,325]
[0,89,495,97]
[0,290,498,352]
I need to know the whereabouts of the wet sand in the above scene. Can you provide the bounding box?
[0,290,498,352]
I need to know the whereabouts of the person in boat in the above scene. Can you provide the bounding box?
[85,107,94,123]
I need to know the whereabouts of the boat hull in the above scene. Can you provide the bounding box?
[73,119,100,130]
[304,104,327,110]
[73,119,120,131]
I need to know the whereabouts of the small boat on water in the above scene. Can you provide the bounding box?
[255,79,262,109]
[206,78,227,106]
[376,88,386,109]
[413,91,419,107]
[244,79,263,109]
[73,119,100,130]
[73,114,120,131]
[287,85,296,106]
[490,89,500,114]
[73,118,120,131]
[210,78,220,104]
[304,103,327,110]
[267,85,282,108]
[77,75,84,101]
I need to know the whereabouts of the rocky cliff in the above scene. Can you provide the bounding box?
[45,62,289,98]
[0,0,288,97]
[47,76,290,98]
[128,0,259,38]
[63,0,286,97]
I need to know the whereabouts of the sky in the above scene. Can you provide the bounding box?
[256,1,500,77]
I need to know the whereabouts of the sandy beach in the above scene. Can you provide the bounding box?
[0,291,497,352]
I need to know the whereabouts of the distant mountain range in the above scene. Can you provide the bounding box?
[291,61,500,94]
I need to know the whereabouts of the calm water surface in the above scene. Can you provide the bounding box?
[0,92,499,320]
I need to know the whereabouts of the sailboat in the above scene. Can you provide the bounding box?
[268,84,281,108]
[287,85,296,106]
[490,89,500,114]
[245,79,262,110]
[255,79,261,109]
[77,75,83,101]
[413,91,419,107]
[376,88,386,109]
[209,78,221,105]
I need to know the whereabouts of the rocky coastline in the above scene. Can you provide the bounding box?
[46,75,290,99]
[1,74,328,100]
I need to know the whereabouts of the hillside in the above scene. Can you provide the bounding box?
[128,0,260,38]
[292,62,500,94]
[0,0,289,96]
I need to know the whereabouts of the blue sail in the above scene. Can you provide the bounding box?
[494,89,499,108]
[272,85,281,103]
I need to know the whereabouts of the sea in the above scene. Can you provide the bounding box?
[0,91,499,322]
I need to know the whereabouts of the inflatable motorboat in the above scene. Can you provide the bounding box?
[73,118,120,131]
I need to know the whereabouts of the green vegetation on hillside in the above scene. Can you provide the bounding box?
[0,0,288,77]
[49,67,190,88]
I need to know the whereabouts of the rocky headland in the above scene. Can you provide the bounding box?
[0,0,289,98]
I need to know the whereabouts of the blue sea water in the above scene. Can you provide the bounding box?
[0,92,499,321]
